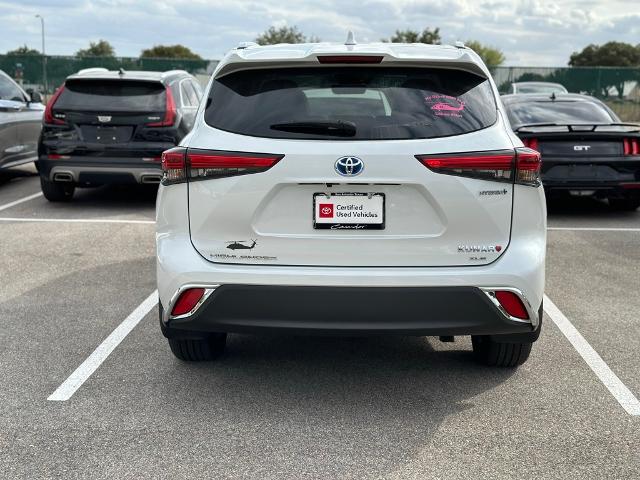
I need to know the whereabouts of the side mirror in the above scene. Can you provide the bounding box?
[29,91,43,104]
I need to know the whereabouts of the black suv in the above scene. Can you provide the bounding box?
[37,68,203,201]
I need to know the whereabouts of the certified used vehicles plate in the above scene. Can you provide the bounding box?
[313,193,385,230]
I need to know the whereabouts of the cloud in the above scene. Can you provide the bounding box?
[0,0,637,65]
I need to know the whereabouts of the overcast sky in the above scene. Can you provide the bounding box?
[0,0,638,66]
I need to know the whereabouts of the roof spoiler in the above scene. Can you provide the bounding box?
[515,122,640,133]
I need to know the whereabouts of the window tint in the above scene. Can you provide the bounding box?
[514,84,566,94]
[180,81,199,107]
[0,75,25,102]
[205,67,497,140]
[506,100,614,126]
[55,79,166,112]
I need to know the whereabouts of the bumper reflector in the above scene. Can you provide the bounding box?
[495,291,529,320]
[171,288,205,316]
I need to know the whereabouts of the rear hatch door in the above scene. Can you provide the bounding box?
[52,78,169,156]
[187,64,514,267]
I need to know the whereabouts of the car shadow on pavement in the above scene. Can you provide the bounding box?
[148,333,518,478]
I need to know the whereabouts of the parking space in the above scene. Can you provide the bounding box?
[1,171,639,478]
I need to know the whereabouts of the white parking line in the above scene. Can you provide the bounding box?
[548,227,640,232]
[48,290,158,402]
[544,294,640,416]
[0,192,42,212]
[0,217,154,225]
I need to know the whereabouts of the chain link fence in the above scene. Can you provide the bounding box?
[493,66,640,121]
[1,55,639,121]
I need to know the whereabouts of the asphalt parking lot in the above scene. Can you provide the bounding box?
[1,165,639,479]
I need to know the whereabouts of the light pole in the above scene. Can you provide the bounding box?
[35,14,48,94]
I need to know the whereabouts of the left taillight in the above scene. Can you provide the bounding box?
[161,147,186,185]
[416,148,541,187]
[43,85,66,125]
[161,148,283,185]
[188,150,283,180]
[623,138,639,156]
[147,86,176,127]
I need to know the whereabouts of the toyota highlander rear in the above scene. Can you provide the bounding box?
[156,39,547,367]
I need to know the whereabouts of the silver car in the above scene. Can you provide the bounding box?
[0,70,44,171]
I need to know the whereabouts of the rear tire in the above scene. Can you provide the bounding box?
[471,335,532,367]
[40,177,75,202]
[608,197,640,211]
[168,334,227,361]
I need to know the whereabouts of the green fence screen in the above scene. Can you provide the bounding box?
[1,55,639,121]
[0,54,215,94]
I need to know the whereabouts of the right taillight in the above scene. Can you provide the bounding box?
[495,290,529,320]
[623,138,639,156]
[416,150,515,183]
[515,147,542,187]
[43,85,66,125]
[147,86,176,127]
[161,148,283,185]
[416,148,541,187]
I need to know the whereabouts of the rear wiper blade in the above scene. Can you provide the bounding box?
[270,120,356,137]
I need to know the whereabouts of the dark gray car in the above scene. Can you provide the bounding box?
[0,69,44,171]
[37,68,202,201]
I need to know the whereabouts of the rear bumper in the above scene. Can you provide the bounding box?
[541,158,640,193]
[38,158,163,184]
[161,285,539,337]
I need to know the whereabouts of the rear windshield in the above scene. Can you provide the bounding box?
[514,84,566,94]
[506,100,614,126]
[205,67,497,140]
[55,79,166,112]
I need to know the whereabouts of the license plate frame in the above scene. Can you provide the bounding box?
[313,192,385,230]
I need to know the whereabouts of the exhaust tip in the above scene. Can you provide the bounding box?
[53,172,73,182]
[141,175,162,184]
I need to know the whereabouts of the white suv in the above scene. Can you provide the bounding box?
[156,38,546,367]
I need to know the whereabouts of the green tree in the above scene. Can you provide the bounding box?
[465,40,505,67]
[569,42,640,67]
[384,27,441,44]
[567,42,640,98]
[6,45,40,55]
[76,40,115,58]
[140,45,202,59]
[255,26,319,45]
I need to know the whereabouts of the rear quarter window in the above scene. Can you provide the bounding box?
[56,79,166,112]
[204,67,497,140]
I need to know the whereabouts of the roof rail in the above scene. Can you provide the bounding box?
[76,67,109,75]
